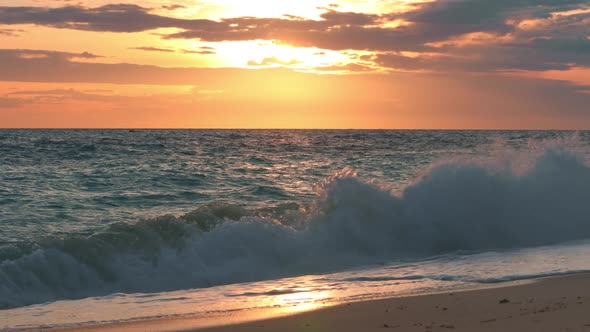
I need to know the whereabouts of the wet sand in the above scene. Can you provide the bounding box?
[45,273,590,332]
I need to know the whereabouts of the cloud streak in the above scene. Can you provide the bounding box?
[0,49,305,86]
[247,57,302,66]
[0,28,25,37]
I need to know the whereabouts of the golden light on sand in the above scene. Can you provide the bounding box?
[272,290,332,314]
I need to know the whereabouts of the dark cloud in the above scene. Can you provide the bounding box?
[405,0,587,25]
[374,49,573,73]
[182,49,216,55]
[0,4,394,47]
[314,63,376,72]
[0,4,216,33]
[374,35,590,73]
[319,10,378,26]
[182,46,217,54]
[162,14,431,54]
[529,37,590,55]
[130,46,175,53]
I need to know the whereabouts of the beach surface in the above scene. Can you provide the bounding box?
[45,273,590,332]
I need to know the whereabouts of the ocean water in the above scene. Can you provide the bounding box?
[1,130,590,330]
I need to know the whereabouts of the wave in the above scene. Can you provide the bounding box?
[342,275,458,282]
[2,142,590,309]
[471,270,590,284]
[342,270,590,284]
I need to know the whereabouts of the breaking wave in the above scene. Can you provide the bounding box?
[2,143,590,309]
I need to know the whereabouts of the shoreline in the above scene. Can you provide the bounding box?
[38,272,590,332]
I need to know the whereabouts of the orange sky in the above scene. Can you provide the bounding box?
[1,0,590,129]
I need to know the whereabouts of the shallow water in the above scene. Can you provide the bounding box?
[1,130,590,329]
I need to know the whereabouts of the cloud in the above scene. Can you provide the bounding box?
[0,4,391,47]
[313,63,377,72]
[0,4,214,33]
[182,49,216,55]
[404,0,588,26]
[1,2,590,73]
[1,88,116,107]
[0,97,24,108]
[130,46,176,53]
[161,5,186,11]
[181,46,217,55]
[8,87,109,97]
[4,49,101,59]
[162,12,408,52]
[373,47,576,73]
[0,28,24,37]
[0,48,304,86]
[129,46,217,55]
[247,57,302,66]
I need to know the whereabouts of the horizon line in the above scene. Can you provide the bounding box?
[0,128,588,131]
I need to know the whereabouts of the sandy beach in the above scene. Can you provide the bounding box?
[198,273,590,332]
[45,273,590,332]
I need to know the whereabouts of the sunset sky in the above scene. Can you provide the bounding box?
[1,0,590,129]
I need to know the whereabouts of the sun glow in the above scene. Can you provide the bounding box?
[194,0,434,19]
[191,0,326,19]
[211,40,353,69]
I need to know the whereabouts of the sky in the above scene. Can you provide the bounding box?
[0,0,589,129]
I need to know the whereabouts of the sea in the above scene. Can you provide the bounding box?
[1,129,590,331]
